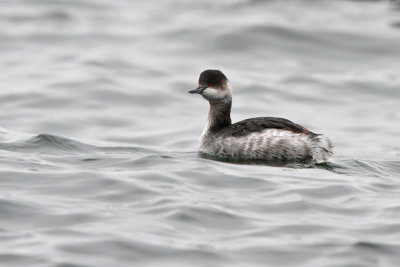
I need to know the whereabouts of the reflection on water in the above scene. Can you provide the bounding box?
[1,0,400,266]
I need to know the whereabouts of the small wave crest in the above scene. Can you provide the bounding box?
[0,133,96,154]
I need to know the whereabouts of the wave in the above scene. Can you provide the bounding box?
[0,131,154,155]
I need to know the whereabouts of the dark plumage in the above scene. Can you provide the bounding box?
[199,70,228,87]
[221,117,314,137]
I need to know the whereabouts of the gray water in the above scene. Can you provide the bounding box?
[1,0,400,266]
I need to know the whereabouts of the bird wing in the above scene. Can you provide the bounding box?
[225,117,314,137]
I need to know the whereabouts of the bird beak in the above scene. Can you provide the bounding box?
[188,85,207,94]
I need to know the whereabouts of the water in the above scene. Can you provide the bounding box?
[1,0,400,266]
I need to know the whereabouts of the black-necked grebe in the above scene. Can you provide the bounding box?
[189,69,333,164]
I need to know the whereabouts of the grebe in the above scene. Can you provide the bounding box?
[189,69,333,164]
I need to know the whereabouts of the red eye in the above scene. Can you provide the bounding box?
[208,84,213,87]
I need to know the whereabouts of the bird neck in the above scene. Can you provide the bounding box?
[207,98,232,132]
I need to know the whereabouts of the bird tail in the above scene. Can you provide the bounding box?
[311,134,334,164]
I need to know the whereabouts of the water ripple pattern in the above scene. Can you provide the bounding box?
[1,0,400,266]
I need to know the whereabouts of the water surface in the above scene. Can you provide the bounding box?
[1,0,400,266]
